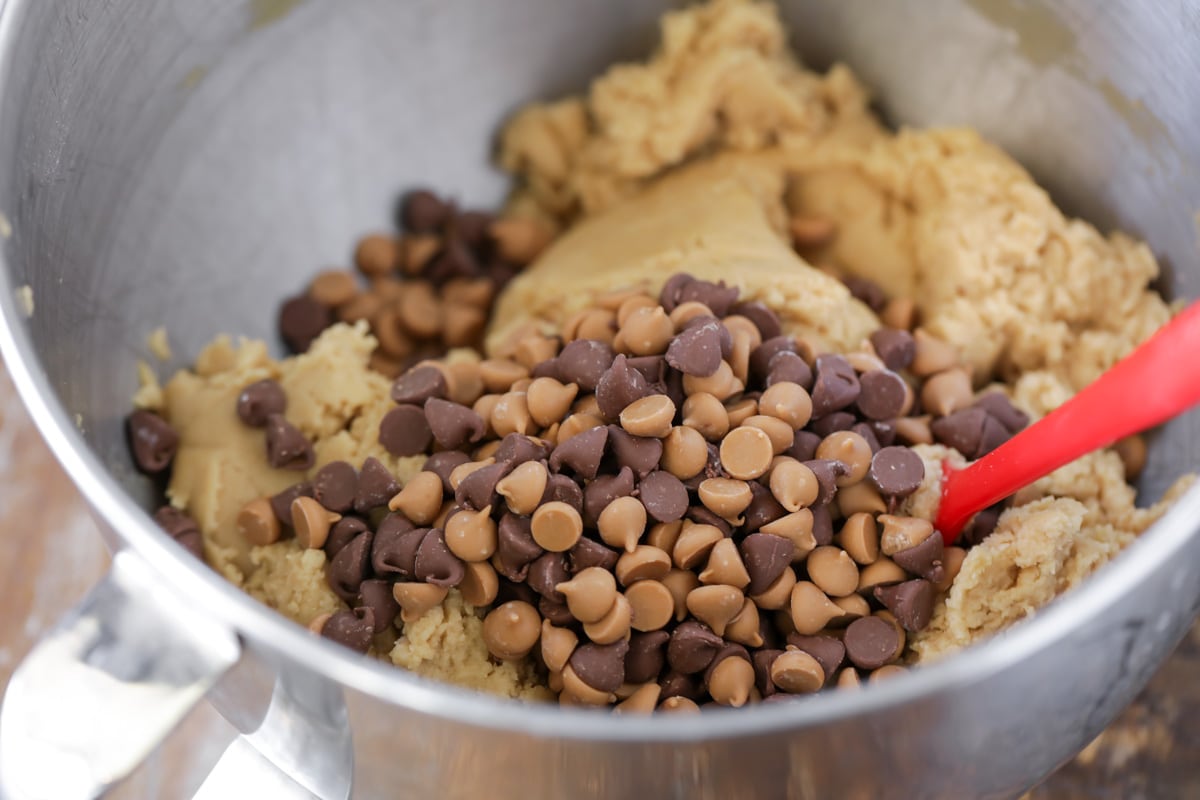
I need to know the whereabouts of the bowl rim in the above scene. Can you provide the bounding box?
[1,0,1198,745]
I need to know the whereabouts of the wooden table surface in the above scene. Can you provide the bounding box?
[0,360,1193,798]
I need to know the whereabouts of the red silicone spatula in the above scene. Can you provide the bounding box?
[935,302,1200,545]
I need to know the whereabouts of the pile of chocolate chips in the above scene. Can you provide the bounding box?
[218,271,1031,712]
[276,189,552,376]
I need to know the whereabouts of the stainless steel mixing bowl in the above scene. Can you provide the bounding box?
[0,1,1198,798]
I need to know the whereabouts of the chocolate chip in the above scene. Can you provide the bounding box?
[174,531,204,560]
[857,370,909,421]
[279,294,333,353]
[851,422,881,454]
[154,506,198,539]
[426,234,480,286]
[421,451,470,495]
[870,420,897,448]
[495,513,543,581]
[740,533,794,595]
[402,189,452,233]
[659,670,702,701]
[667,621,725,674]
[569,640,629,693]
[539,596,574,626]
[359,579,400,633]
[961,504,1003,547]
[663,368,686,411]
[270,482,313,525]
[635,471,685,524]
[810,411,856,438]
[892,528,946,581]
[786,634,845,680]
[526,552,569,603]
[425,398,486,450]
[608,426,664,479]
[874,580,935,632]
[810,355,861,417]
[264,413,314,470]
[742,482,786,533]
[658,273,696,312]
[787,430,821,462]
[748,337,793,381]
[325,516,369,559]
[127,411,179,474]
[666,319,724,377]
[595,355,653,420]
[379,404,433,457]
[582,466,636,527]
[811,504,833,546]
[766,351,813,390]
[313,460,358,513]
[625,630,671,684]
[686,505,733,537]
[868,447,925,498]
[869,328,916,372]
[932,407,1011,460]
[802,459,845,506]
[730,301,782,340]
[843,276,887,313]
[550,425,609,480]
[541,473,584,515]
[843,617,900,670]
[371,516,423,578]
[752,649,784,696]
[531,358,561,380]
[568,537,620,573]
[414,529,465,587]
[321,608,375,654]
[497,578,540,608]
[236,380,287,427]
[625,355,667,385]
[977,414,1012,458]
[451,210,494,250]
[493,433,552,466]
[974,392,1029,434]
[391,365,448,406]
[557,339,615,392]
[678,279,739,318]
[328,530,374,603]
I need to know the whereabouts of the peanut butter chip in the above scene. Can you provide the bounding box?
[857,558,909,594]
[495,460,549,516]
[878,514,936,556]
[685,585,744,637]
[662,426,709,479]
[838,513,880,565]
[743,415,793,454]
[806,546,860,598]
[698,478,753,520]
[750,566,796,610]
[557,567,618,624]
[815,431,873,486]
[698,538,751,589]
[531,501,583,552]
[292,497,341,549]
[583,593,633,645]
[354,234,400,276]
[388,471,444,525]
[758,382,813,429]
[933,547,968,593]
[659,696,701,713]
[894,415,934,446]
[237,497,281,546]
[661,569,701,621]
[921,367,974,417]
[392,582,449,624]
[490,391,533,437]
[482,601,542,661]
[836,482,887,517]
[459,561,500,607]
[444,507,498,562]
[725,398,758,428]
[526,377,579,427]
[597,495,648,553]
[621,306,675,356]
[626,580,675,632]
[614,683,661,714]
[719,426,774,480]
[770,650,825,693]
[541,621,579,673]
[724,598,763,647]
[910,330,959,377]
[682,360,743,401]
[620,394,676,438]
[682,393,730,441]
[759,510,816,562]
[790,580,841,635]
[708,654,755,707]
[488,217,552,264]
[769,458,819,511]
[309,270,359,307]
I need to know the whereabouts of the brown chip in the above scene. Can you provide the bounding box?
[378,405,433,457]
[868,447,926,499]
[595,355,653,421]
[843,616,901,670]
[666,318,724,377]
[719,426,774,481]
[549,425,608,479]
[414,529,466,587]
[607,426,663,480]
[557,339,616,392]
[391,364,449,406]
[127,410,179,474]
[312,460,358,514]
[667,620,725,674]
[236,497,281,546]
[482,600,542,661]
[568,639,629,695]
[739,533,794,596]
[236,380,287,428]
[264,413,314,470]
[631,470,685,524]
[320,608,375,654]
[278,294,333,353]
[766,351,813,390]
[874,579,935,632]
[857,369,911,421]
[868,328,916,372]
[932,546,967,593]
[810,355,861,418]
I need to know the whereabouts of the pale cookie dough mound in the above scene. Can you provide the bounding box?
[162,323,422,585]
[244,541,346,626]
[488,153,879,355]
[391,591,553,701]
[499,0,881,222]
[788,127,1173,390]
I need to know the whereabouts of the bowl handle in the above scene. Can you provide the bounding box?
[0,550,240,799]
